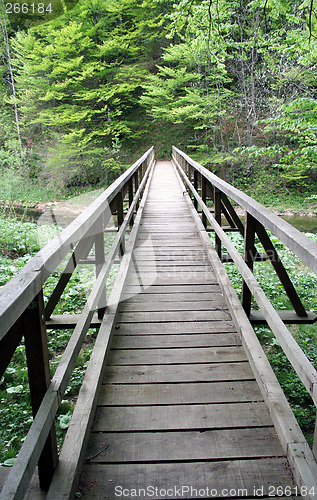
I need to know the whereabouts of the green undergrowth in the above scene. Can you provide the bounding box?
[238,181,317,215]
[0,214,118,464]
[209,231,317,445]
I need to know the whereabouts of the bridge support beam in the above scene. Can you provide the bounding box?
[313,413,317,460]
[95,216,107,319]
[254,220,308,318]
[241,213,256,317]
[116,190,125,257]
[214,187,222,259]
[24,291,58,490]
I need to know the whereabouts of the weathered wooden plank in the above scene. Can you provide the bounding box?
[46,313,102,330]
[141,214,193,218]
[117,310,232,323]
[139,226,194,231]
[132,249,208,258]
[92,402,272,431]
[86,427,282,463]
[119,299,226,312]
[102,362,254,384]
[98,380,261,405]
[24,292,58,489]
[124,284,220,294]
[138,230,198,236]
[126,274,218,286]
[108,346,247,365]
[250,309,317,324]
[121,291,221,302]
[135,236,203,242]
[111,333,240,348]
[130,265,213,273]
[78,459,297,498]
[114,320,237,334]
[129,268,215,276]
[131,260,211,267]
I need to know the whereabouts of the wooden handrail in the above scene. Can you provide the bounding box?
[0,147,154,342]
[171,158,317,497]
[173,146,317,274]
[172,147,317,460]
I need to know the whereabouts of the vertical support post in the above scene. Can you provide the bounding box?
[313,411,317,460]
[214,187,222,259]
[201,175,207,228]
[95,215,106,319]
[140,163,146,195]
[241,212,256,316]
[24,291,58,490]
[128,177,134,227]
[117,190,125,256]
[134,171,139,211]
[193,170,198,210]
[185,160,189,180]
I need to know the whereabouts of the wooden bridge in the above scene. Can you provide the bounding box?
[1,147,317,499]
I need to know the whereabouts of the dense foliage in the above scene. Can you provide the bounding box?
[0,0,316,199]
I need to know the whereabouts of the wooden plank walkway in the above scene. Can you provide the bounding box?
[78,162,295,498]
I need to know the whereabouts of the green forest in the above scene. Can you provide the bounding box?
[0,0,317,206]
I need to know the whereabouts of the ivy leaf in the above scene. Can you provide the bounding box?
[2,458,16,467]
[6,385,24,394]
[58,412,72,429]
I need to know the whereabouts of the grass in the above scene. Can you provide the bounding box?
[237,180,317,214]
[0,168,110,208]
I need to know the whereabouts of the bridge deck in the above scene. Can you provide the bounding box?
[78,162,294,497]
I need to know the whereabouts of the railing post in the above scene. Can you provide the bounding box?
[241,212,256,316]
[193,170,198,210]
[24,291,58,490]
[116,190,125,256]
[140,162,146,195]
[214,187,222,259]
[313,411,317,460]
[128,177,134,227]
[134,170,139,211]
[201,175,207,228]
[95,216,106,319]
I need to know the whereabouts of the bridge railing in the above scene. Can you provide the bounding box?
[0,146,155,498]
[172,145,317,460]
